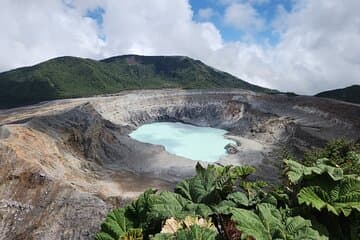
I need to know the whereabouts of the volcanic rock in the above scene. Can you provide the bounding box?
[0,89,359,239]
[225,143,238,154]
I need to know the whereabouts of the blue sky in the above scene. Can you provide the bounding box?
[84,0,294,45]
[85,6,106,40]
[2,0,359,94]
[86,7,105,26]
[190,0,293,44]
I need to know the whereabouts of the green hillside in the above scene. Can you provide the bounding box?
[0,55,276,108]
[315,85,360,104]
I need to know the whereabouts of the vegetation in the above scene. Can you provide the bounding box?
[0,55,277,108]
[95,140,359,239]
[315,85,360,104]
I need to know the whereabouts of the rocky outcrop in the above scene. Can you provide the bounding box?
[0,89,359,239]
[0,104,173,239]
[225,143,239,154]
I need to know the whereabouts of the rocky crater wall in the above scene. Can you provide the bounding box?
[0,89,359,239]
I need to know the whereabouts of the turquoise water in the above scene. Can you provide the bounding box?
[129,122,235,162]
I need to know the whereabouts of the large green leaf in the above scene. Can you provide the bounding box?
[231,203,326,240]
[226,192,250,207]
[257,203,284,237]
[185,203,214,217]
[150,233,175,240]
[120,228,143,240]
[94,232,115,240]
[230,165,256,179]
[175,163,255,205]
[239,180,278,207]
[297,177,360,216]
[176,225,218,240]
[284,158,343,184]
[125,189,157,229]
[212,200,236,215]
[150,191,215,222]
[231,207,271,240]
[151,225,218,240]
[284,216,327,240]
[95,190,157,240]
[214,181,278,214]
[175,164,227,204]
[95,208,135,240]
[150,191,193,220]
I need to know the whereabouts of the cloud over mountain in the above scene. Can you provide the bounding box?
[1,0,359,94]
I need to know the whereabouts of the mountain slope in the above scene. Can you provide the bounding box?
[315,85,360,104]
[0,55,276,108]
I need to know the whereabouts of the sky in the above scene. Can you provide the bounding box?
[1,0,359,94]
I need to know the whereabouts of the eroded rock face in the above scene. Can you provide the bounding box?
[0,89,359,239]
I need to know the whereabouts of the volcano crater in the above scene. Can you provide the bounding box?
[0,89,359,239]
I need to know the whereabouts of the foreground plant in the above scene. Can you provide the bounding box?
[95,139,359,240]
[284,142,360,240]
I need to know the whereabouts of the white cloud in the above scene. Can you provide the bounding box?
[211,0,360,94]
[0,0,105,70]
[99,0,223,56]
[264,0,360,93]
[219,0,269,6]
[198,8,215,21]
[0,0,223,66]
[0,0,359,94]
[223,3,264,31]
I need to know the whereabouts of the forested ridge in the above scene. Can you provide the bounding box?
[0,55,276,108]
